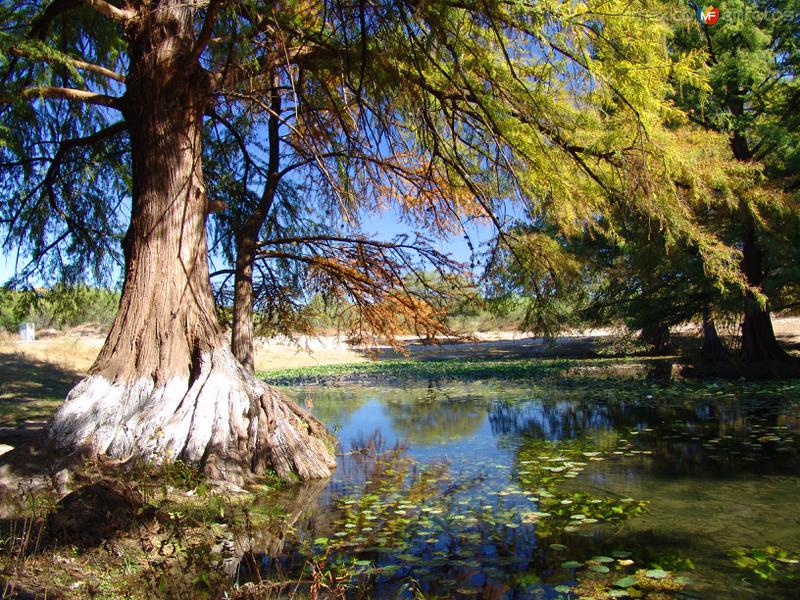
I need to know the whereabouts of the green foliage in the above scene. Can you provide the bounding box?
[0,287,30,331]
[665,0,800,328]
[488,0,800,349]
[0,285,118,331]
[260,357,580,385]
[1,0,754,314]
[444,293,529,332]
[732,546,800,582]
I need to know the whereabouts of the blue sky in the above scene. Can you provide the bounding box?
[1,205,498,288]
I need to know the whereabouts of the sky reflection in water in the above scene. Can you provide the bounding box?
[267,375,800,599]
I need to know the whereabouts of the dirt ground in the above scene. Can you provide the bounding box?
[1,317,798,374]
[0,317,797,458]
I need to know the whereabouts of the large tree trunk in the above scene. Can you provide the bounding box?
[232,234,257,374]
[700,306,728,361]
[740,212,788,362]
[45,2,335,483]
[231,69,281,374]
[728,119,788,362]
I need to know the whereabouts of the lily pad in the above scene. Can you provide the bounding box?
[589,564,610,573]
[592,555,615,563]
[645,569,669,579]
[561,560,583,569]
[613,576,637,588]
[554,585,572,593]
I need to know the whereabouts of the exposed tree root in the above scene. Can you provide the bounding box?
[46,346,336,484]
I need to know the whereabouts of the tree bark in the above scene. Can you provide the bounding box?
[700,306,728,360]
[728,114,788,362]
[740,213,788,362]
[232,234,257,373]
[45,1,335,483]
[231,69,281,373]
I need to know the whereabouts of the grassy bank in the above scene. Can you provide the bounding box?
[1,355,798,598]
[258,356,663,386]
[0,460,289,600]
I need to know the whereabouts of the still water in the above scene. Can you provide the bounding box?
[256,369,800,599]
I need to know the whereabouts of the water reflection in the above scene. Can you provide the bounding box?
[258,375,800,598]
[489,398,620,440]
[383,382,485,444]
[232,478,328,584]
[486,388,799,478]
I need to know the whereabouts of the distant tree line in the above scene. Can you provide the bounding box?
[0,280,527,338]
[0,285,119,332]
[1,0,797,481]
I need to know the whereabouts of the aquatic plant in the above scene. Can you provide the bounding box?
[732,545,800,583]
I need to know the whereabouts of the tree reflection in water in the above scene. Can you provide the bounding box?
[237,377,800,598]
[383,380,486,445]
[487,385,799,477]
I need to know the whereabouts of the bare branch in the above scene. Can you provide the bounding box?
[1,86,122,108]
[30,0,134,38]
[9,47,125,82]
[190,0,224,65]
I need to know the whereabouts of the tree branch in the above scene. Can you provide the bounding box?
[205,108,267,178]
[190,0,223,65]
[1,86,122,108]
[84,0,135,21]
[256,235,448,258]
[31,0,134,38]
[9,47,125,82]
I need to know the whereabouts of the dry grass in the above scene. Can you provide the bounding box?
[252,336,368,371]
[1,316,797,376]
[773,316,800,347]
[0,333,105,373]
[0,331,369,374]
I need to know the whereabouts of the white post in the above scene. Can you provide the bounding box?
[18,322,35,341]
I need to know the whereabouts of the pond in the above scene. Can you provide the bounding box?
[251,366,800,599]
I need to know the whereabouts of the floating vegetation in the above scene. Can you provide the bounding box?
[264,355,800,397]
[732,546,800,583]
[244,376,800,598]
[250,421,665,596]
[559,568,690,599]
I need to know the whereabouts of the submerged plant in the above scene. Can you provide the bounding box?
[249,423,657,598]
[557,567,690,599]
[732,546,800,582]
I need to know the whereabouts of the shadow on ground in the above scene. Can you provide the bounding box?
[363,334,610,362]
[0,353,77,448]
[358,329,800,363]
